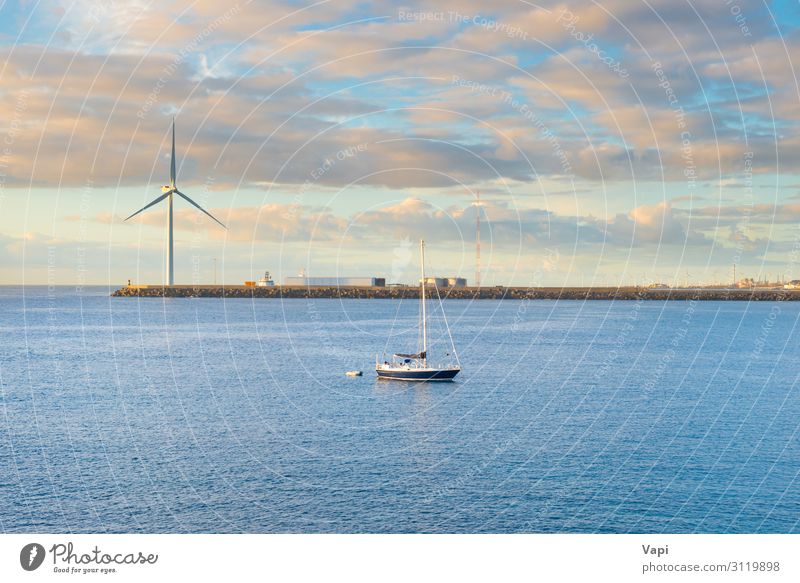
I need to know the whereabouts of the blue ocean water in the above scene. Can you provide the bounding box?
[0,286,798,533]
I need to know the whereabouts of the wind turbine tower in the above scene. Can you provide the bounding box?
[125,118,226,286]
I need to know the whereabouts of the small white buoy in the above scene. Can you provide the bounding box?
[345,370,363,377]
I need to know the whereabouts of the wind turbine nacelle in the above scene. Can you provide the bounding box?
[161,185,172,193]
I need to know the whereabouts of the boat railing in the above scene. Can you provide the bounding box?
[377,357,459,370]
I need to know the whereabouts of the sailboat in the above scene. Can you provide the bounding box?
[376,240,461,381]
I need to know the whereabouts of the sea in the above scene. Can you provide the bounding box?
[1,286,798,533]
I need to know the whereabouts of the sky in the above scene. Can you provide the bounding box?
[2,0,800,286]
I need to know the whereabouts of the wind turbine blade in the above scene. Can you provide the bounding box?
[175,190,227,229]
[170,117,176,187]
[124,190,174,221]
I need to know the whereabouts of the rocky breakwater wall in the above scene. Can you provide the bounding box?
[111,285,800,300]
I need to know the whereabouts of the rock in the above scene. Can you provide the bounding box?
[110,286,800,301]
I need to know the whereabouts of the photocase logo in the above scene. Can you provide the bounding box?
[20,543,45,571]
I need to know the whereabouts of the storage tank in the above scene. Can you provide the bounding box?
[420,277,448,288]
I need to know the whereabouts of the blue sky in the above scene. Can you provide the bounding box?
[2,0,800,286]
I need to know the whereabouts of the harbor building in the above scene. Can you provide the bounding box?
[256,271,275,287]
[284,276,386,287]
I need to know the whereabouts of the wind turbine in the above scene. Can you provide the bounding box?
[125,118,226,286]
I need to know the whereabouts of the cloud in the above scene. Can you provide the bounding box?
[604,201,709,247]
[116,201,349,242]
[2,0,797,194]
[112,196,718,252]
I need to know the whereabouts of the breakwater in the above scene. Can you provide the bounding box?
[111,285,800,301]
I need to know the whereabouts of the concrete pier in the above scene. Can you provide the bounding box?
[111,285,800,301]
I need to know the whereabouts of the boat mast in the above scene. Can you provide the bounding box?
[420,239,427,367]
